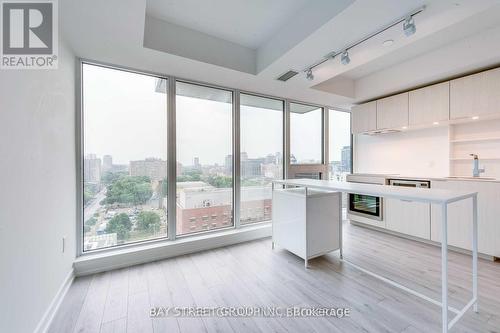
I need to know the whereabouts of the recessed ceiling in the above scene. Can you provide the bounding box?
[61,0,500,110]
[146,0,310,49]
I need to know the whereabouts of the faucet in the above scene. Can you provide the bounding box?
[470,154,485,177]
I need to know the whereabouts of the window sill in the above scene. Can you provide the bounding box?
[74,222,271,276]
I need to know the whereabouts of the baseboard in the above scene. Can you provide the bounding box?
[34,268,75,333]
[74,223,272,276]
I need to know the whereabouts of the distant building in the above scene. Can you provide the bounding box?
[330,161,341,173]
[84,154,102,183]
[242,158,265,178]
[102,155,113,172]
[262,163,283,179]
[193,157,200,170]
[83,233,117,251]
[175,182,272,234]
[341,146,351,172]
[129,158,167,182]
[225,154,232,175]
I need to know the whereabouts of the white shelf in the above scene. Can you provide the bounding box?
[450,136,500,143]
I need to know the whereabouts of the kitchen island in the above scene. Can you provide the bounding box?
[272,178,478,333]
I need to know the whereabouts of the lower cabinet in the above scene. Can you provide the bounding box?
[430,180,499,257]
[385,198,430,239]
[272,188,342,263]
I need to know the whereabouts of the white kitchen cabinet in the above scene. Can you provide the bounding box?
[431,179,500,256]
[351,101,376,134]
[409,82,449,126]
[376,92,409,130]
[385,198,430,239]
[450,67,500,120]
[272,188,341,266]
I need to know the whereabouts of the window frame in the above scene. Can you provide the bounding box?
[76,58,351,257]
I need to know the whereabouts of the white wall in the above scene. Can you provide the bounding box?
[0,41,76,333]
[354,126,450,177]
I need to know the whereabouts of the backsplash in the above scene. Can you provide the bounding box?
[353,126,450,177]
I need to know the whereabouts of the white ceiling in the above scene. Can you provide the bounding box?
[146,0,310,49]
[61,0,500,109]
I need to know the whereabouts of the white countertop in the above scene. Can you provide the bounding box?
[273,179,477,204]
[350,173,500,183]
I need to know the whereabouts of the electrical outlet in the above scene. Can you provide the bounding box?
[62,236,66,253]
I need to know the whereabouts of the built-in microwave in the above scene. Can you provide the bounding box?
[348,193,383,221]
[346,174,386,221]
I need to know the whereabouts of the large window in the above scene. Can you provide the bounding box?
[328,109,352,181]
[240,94,284,224]
[82,64,168,251]
[175,82,233,235]
[80,61,346,252]
[290,103,323,164]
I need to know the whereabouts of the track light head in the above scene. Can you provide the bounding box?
[403,15,416,36]
[340,50,350,65]
[306,69,314,81]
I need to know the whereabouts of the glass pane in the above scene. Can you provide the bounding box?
[82,64,168,251]
[290,103,322,164]
[176,82,233,235]
[240,94,283,225]
[329,109,351,220]
[328,109,351,181]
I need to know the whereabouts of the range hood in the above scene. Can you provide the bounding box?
[363,129,402,135]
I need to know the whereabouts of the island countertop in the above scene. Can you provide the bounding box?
[272,178,477,204]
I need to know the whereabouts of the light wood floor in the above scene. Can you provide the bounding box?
[49,222,500,333]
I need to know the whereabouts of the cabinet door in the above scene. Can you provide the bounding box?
[431,180,472,250]
[351,101,376,134]
[409,82,449,126]
[376,92,409,129]
[431,180,499,256]
[385,198,430,239]
[450,68,500,120]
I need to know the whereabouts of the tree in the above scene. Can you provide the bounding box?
[104,176,152,205]
[83,189,93,205]
[106,213,131,240]
[161,178,168,198]
[102,171,127,185]
[137,211,161,232]
[206,175,232,188]
[177,169,202,182]
[85,217,97,226]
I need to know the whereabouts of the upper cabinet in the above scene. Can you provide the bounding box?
[376,92,408,129]
[409,82,449,126]
[450,67,500,120]
[351,66,500,134]
[351,101,376,134]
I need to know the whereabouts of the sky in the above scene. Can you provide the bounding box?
[83,64,350,166]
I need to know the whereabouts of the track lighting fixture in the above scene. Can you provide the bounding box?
[403,15,416,37]
[298,6,424,79]
[340,50,350,65]
[306,69,314,81]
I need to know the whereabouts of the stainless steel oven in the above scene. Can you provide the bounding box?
[347,174,386,221]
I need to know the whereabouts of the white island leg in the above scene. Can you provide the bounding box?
[441,203,448,333]
[472,194,478,313]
